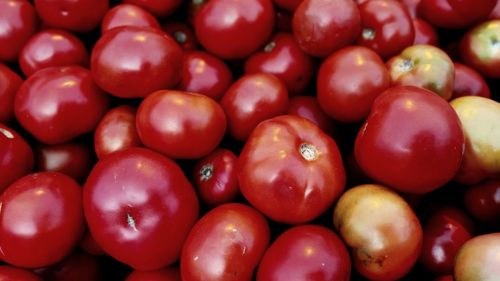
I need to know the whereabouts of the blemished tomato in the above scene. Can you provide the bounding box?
[0,172,84,268]
[124,0,182,17]
[126,267,181,281]
[256,225,351,281]
[286,95,336,136]
[100,3,161,34]
[333,184,423,281]
[33,251,100,281]
[452,62,491,99]
[239,115,345,224]
[0,64,23,123]
[419,0,496,29]
[83,148,199,270]
[454,233,500,281]
[0,265,42,281]
[181,203,270,281]
[355,86,465,193]
[136,90,226,159]
[464,179,500,223]
[15,66,109,145]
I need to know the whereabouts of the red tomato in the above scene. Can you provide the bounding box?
[83,148,199,270]
[0,266,42,281]
[162,22,199,51]
[136,90,226,159]
[256,225,351,281]
[239,115,345,224]
[317,46,391,123]
[452,62,491,99]
[126,267,181,281]
[464,179,500,223]
[355,86,465,193]
[419,0,496,29]
[0,172,84,268]
[489,0,500,19]
[454,233,500,281]
[90,26,183,98]
[400,0,421,18]
[101,3,161,34]
[0,64,23,123]
[412,18,439,46]
[181,203,270,281]
[33,251,100,281]
[15,66,109,144]
[292,0,361,57]
[193,0,275,59]
[286,95,336,136]
[220,73,289,141]
[124,0,182,17]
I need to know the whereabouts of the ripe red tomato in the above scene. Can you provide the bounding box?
[464,179,500,223]
[126,267,181,281]
[239,115,345,224]
[412,18,439,46]
[286,95,336,136]
[34,251,100,281]
[136,90,226,159]
[124,0,182,17]
[0,64,23,123]
[0,265,42,281]
[83,148,199,270]
[419,0,496,29]
[454,233,500,281]
[162,22,199,51]
[256,225,351,281]
[181,203,270,281]
[452,62,491,99]
[0,172,84,268]
[100,3,161,34]
[355,86,465,193]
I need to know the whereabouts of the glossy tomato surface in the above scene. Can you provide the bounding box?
[412,18,439,46]
[124,0,182,17]
[419,0,496,29]
[0,265,42,281]
[0,64,23,123]
[454,233,500,281]
[464,179,500,223]
[100,3,161,34]
[452,62,491,99]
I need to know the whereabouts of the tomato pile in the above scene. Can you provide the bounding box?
[0,0,499,280]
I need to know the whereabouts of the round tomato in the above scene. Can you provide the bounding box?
[464,179,500,223]
[100,3,161,34]
[454,233,500,281]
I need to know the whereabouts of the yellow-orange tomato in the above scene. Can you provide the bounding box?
[454,233,500,281]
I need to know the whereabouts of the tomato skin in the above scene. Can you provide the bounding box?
[0,265,42,281]
[317,46,391,123]
[193,0,275,59]
[464,179,500,223]
[221,73,288,141]
[0,64,23,123]
[286,95,335,136]
[0,172,84,268]
[419,0,496,29]
[83,148,199,270]
[400,0,421,18]
[256,225,351,281]
[292,0,361,57]
[454,233,500,281]
[136,90,226,159]
[33,251,100,281]
[239,115,345,224]
[162,22,199,51]
[124,0,182,17]
[126,267,181,281]
[181,203,270,281]
[355,86,465,194]
[90,26,183,98]
[412,18,439,46]
[101,3,161,34]
[452,63,491,99]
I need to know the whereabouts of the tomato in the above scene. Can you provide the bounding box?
[178,51,233,101]
[15,66,109,144]
[83,148,199,270]
[0,64,23,123]
[34,251,100,281]
[101,3,161,34]
[451,62,491,99]
[124,0,182,17]
[162,22,199,51]
[317,46,391,123]
[420,207,474,275]
[181,203,270,281]
[193,0,275,59]
[419,0,496,29]
[192,149,239,207]
[286,95,336,136]
[454,233,500,281]
[90,26,182,98]
[220,73,288,141]
[256,225,351,281]
[355,86,465,193]
[400,0,421,18]
[0,124,34,194]
[413,18,439,46]
[136,90,226,159]
[0,172,84,268]
[357,0,415,59]
[0,266,42,281]
[239,115,345,224]
[0,0,38,62]
[126,267,181,281]
[34,0,109,32]
[244,32,314,95]
[292,0,361,57]
[333,184,423,281]
[489,0,500,19]
[464,179,500,223]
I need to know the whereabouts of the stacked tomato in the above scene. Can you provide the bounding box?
[1,0,499,280]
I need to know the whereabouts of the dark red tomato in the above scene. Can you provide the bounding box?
[489,0,500,19]
[15,66,109,144]
[355,86,465,194]
[19,29,89,77]
[464,179,500,223]
[400,0,421,18]
[287,95,335,136]
[357,0,414,59]
[274,9,292,32]
[0,64,23,123]
[292,0,361,57]
[35,141,93,182]
[124,0,182,17]
[0,172,84,268]
[94,105,142,159]
[178,51,233,101]
[79,230,105,256]
[83,148,199,270]
[181,203,270,281]
[452,62,491,99]
[239,115,345,224]
[434,276,454,281]
[419,0,496,29]
[193,0,275,59]
[0,0,38,62]
[34,251,100,281]
[162,22,199,51]
[413,18,439,46]
[220,73,288,141]
[244,32,314,95]
[34,0,109,32]
[460,20,500,78]
[126,267,181,281]
[0,266,42,281]
[420,207,474,275]
[256,225,351,281]
[317,46,390,123]
[273,0,302,12]
[136,90,226,159]
[0,124,34,194]
[101,3,161,34]
[90,26,183,98]
[192,149,239,207]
